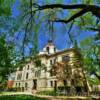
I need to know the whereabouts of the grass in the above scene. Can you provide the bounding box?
[0,95,46,100]
[37,90,65,96]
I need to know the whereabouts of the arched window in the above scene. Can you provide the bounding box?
[50,60,53,65]
[46,46,49,54]
[17,73,22,80]
[25,83,28,90]
[54,47,56,52]
[16,83,17,87]
[26,73,29,79]
[50,81,53,87]
[27,65,29,70]
[19,83,20,87]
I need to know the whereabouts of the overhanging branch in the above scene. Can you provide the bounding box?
[51,8,87,24]
[32,4,100,18]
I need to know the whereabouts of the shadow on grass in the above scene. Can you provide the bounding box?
[0,95,46,100]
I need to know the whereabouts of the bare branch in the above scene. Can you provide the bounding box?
[67,20,74,44]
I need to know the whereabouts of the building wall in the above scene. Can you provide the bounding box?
[13,50,77,91]
[13,41,89,92]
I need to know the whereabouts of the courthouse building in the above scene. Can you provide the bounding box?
[13,40,90,92]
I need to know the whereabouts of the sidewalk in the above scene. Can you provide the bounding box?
[0,92,99,100]
[0,92,32,96]
[33,94,100,100]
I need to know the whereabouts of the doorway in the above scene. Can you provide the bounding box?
[33,79,37,90]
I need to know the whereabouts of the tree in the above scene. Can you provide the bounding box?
[0,0,14,16]
[0,0,99,87]
[0,37,14,84]
[15,1,100,86]
[80,35,100,84]
[16,0,99,53]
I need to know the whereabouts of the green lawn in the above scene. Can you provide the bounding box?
[0,95,46,100]
[37,90,64,96]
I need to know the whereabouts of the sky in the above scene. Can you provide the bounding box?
[11,0,96,56]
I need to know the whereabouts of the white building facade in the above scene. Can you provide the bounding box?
[13,40,90,92]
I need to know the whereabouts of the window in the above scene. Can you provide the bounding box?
[26,73,29,79]
[16,83,17,86]
[50,81,53,87]
[50,69,56,76]
[62,56,70,62]
[50,69,53,76]
[54,47,56,52]
[54,58,56,63]
[19,83,20,87]
[46,46,49,54]
[50,60,53,65]
[17,73,22,80]
[27,65,30,70]
[50,59,56,65]
[25,83,27,87]
[25,83,28,90]
[63,80,66,86]
[35,71,40,77]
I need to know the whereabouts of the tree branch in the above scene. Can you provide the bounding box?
[39,4,87,10]
[67,20,74,44]
[35,4,100,18]
[87,27,100,32]
[52,8,87,24]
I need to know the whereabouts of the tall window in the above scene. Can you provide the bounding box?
[26,73,29,79]
[63,80,67,86]
[54,47,56,52]
[27,65,30,70]
[25,83,28,90]
[19,83,20,87]
[17,73,22,80]
[50,60,53,65]
[50,59,56,65]
[54,58,56,63]
[16,83,17,87]
[50,81,53,87]
[50,69,53,76]
[35,71,40,77]
[46,47,49,54]
[50,69,56,76]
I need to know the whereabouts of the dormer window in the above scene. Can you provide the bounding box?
[46,46,50,54]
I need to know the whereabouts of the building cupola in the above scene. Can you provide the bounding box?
[43,40,57,54]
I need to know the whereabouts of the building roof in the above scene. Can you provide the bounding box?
[37,47,77,58]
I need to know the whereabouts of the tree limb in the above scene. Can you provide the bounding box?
[52,8,87,24]
[34,4,100,18]
[87,27,100,32]
[67,20,74,44]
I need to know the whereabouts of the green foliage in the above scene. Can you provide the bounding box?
[0,37,14,82]
[0,0,15,16]
[34,59,42,67]
[80,35,100,84]
[0,95,45,100]
[0,0,99,87]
